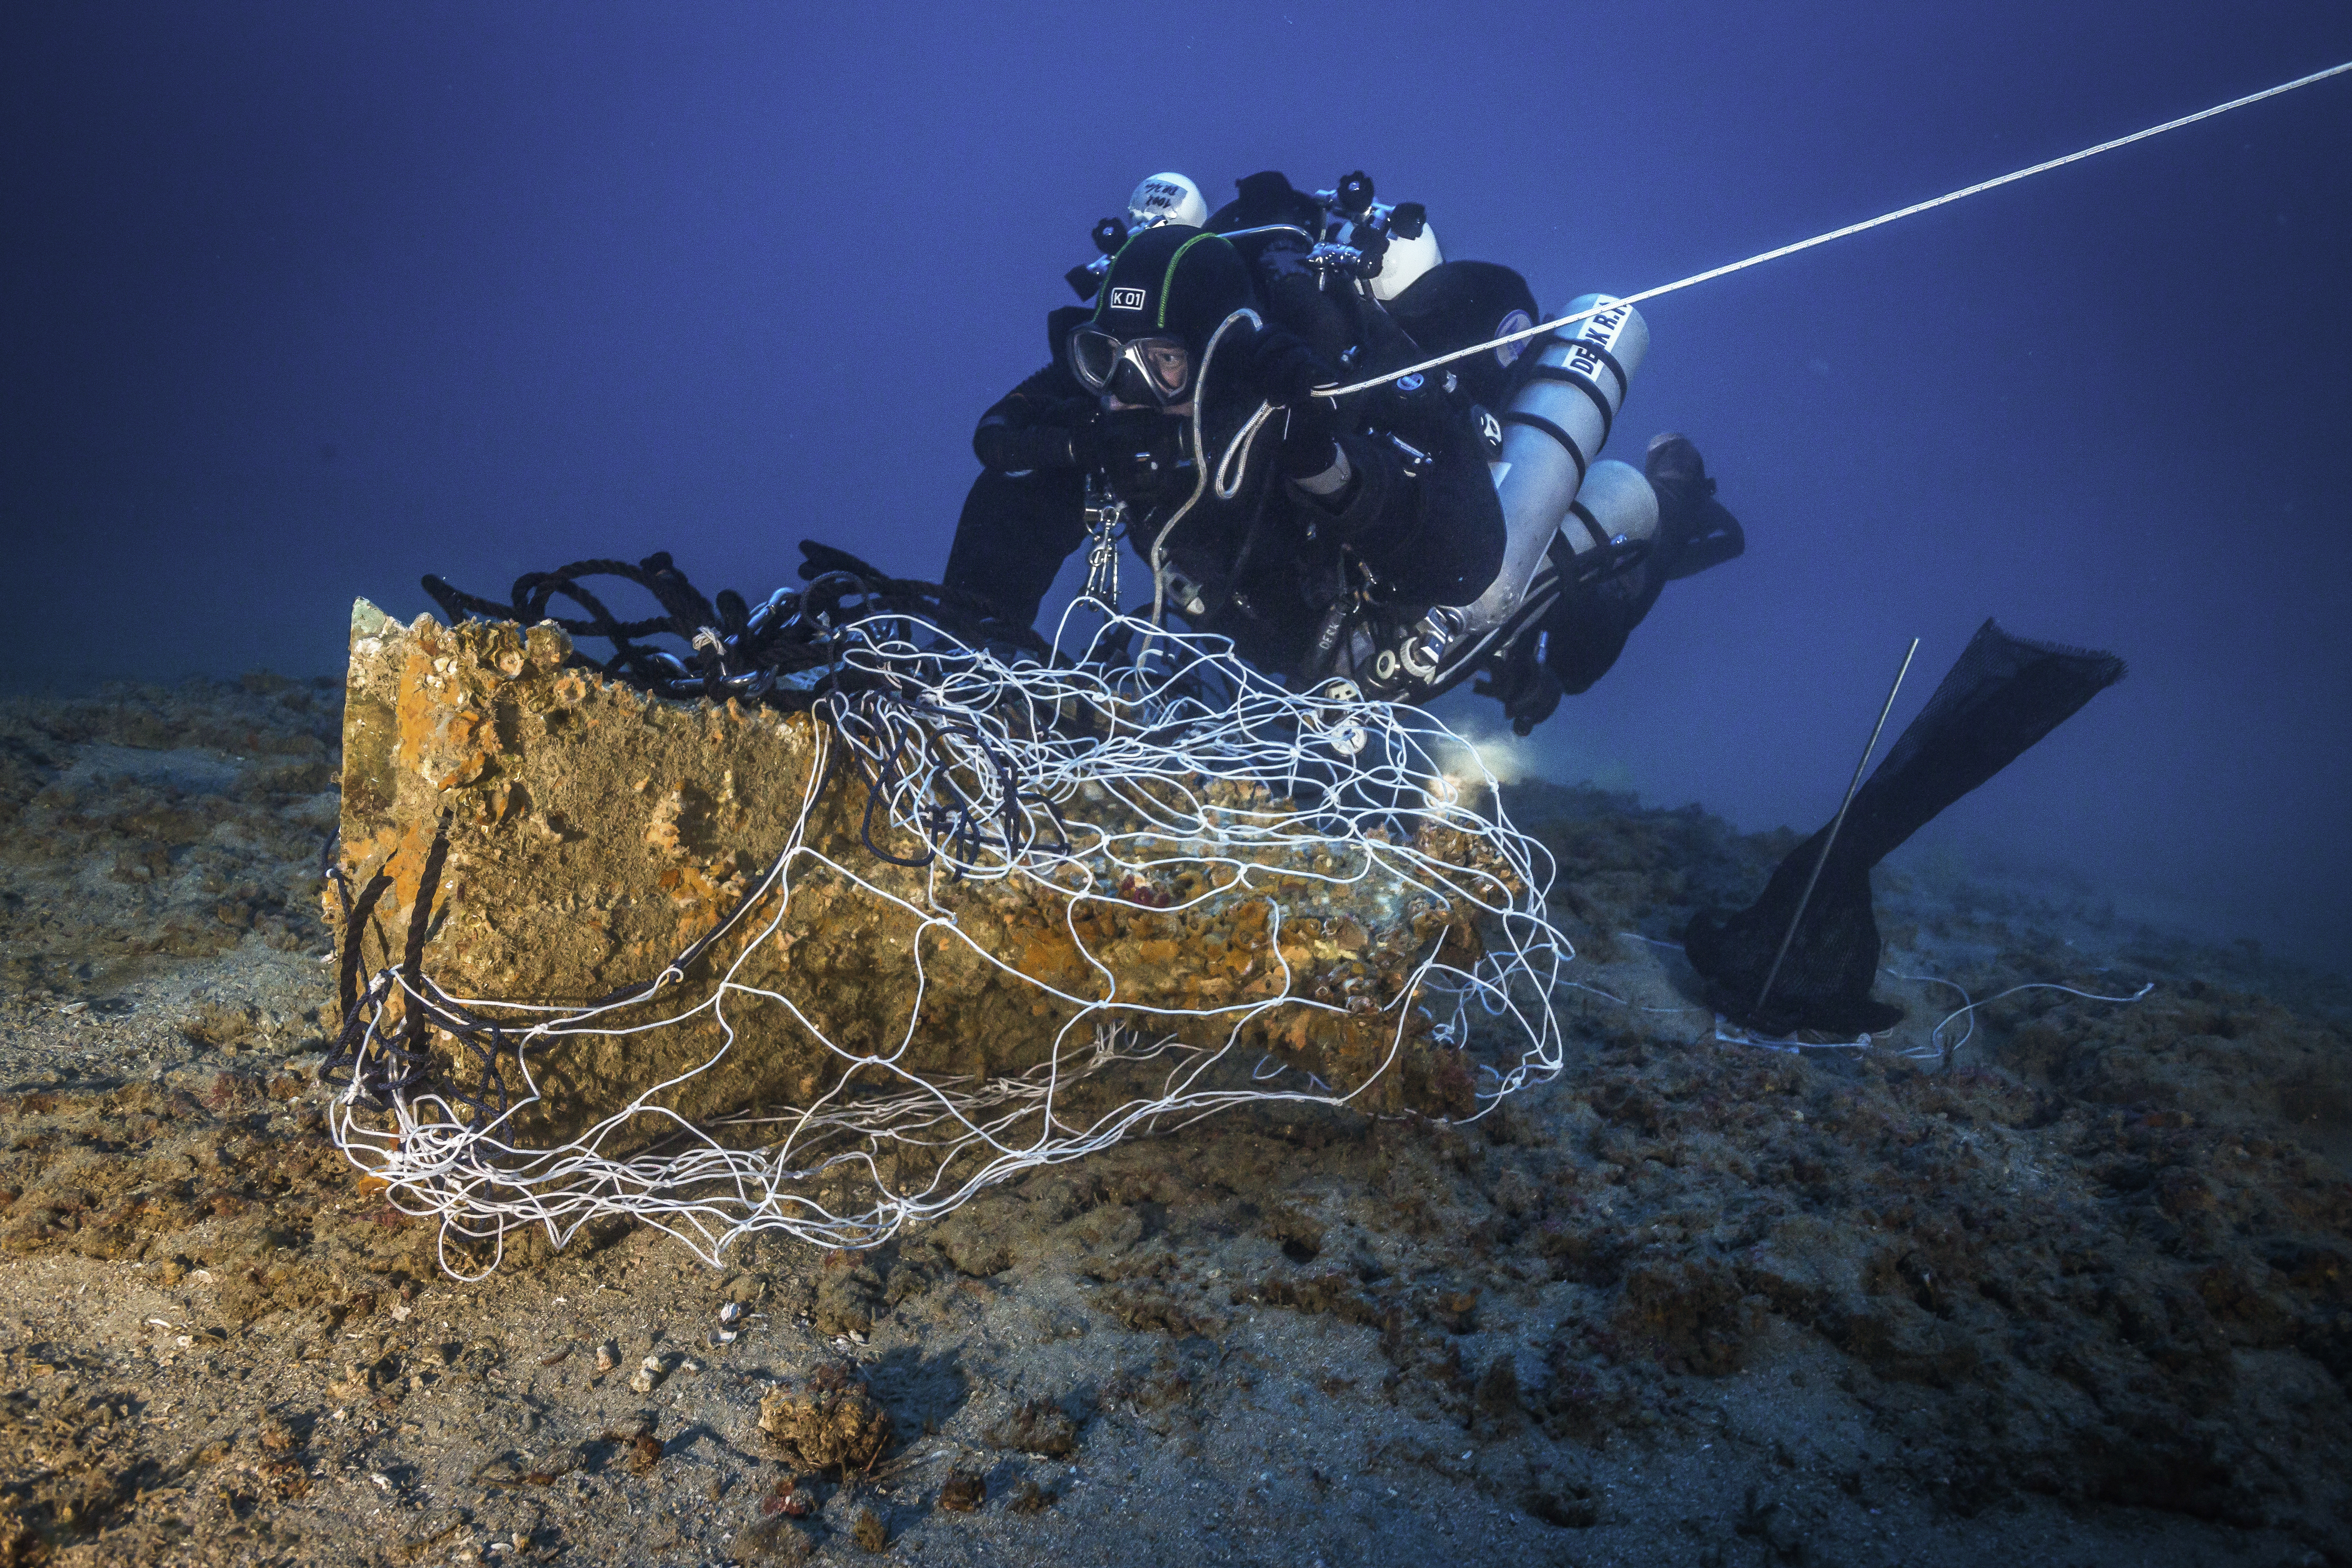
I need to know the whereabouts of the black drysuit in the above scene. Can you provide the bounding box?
[940,352,1095,635]
[1539,485,1745,694]
[942,311,1505,683]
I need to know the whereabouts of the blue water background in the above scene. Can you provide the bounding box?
[4,1,2347,968]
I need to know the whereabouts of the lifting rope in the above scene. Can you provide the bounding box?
[1313,58,2352,401]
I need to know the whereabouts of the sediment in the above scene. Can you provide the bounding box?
[0,673,2346,1564]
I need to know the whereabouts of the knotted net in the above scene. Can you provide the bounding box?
[325,554,1574,1275]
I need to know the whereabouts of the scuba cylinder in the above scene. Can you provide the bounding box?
[1370,459,1659,695]
[1511,460,1657,651]
[1067,174,1213,301]
[1368,295,1651,698]
[1370,221,1442,302]
[1557,457,1660,582]
[1469,293,1649,637]
[1310,172,1442,301]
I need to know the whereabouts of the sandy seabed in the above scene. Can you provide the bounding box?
[1,674,2347,1568]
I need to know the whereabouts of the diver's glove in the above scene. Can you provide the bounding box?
[1279,406,1351,494]
[1474,636,1565,736]
[1243,323,1339,407]
[1095,405,1190,506]
[974,394,1102,473]
[1242,324,1349,490]
[1055,397,1107,469]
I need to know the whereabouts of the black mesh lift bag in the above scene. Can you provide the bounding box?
[1683,619,2126,1035]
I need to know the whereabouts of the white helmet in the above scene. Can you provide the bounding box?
[1127,172,1209,232]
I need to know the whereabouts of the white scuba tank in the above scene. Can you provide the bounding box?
[1460,293,1650,636]
[1556,457,1659,578]
[1381,460,1657,689]
[1129,173,1209,231]
[1311,172,1441,300]
[1369,219,1442,300]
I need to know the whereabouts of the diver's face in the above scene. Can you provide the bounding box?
[1140,340,1190,397]
[1104,343,1191,412]
[1106,395,1194,416]
[1071,325,1194,411]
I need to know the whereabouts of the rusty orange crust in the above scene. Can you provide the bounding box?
[333,601,1501,1145]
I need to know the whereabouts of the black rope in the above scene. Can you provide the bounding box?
[397,816,453,1055]
[850,704,936,870]
[427,545,1051,713]
[336,868,394,1030]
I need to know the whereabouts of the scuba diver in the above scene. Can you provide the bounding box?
[942,168,1746,718]
[943,217,1504,680]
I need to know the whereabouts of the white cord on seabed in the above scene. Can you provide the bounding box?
[1601,933,2156,1060]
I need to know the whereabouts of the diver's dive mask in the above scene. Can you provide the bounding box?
[1068,326,1194,408]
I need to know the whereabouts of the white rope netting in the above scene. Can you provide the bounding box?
[329,604,1577,1275]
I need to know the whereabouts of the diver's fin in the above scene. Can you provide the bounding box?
[1685,619,2125,1035]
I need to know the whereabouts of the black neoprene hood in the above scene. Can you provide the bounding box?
[1088,224,1255,357]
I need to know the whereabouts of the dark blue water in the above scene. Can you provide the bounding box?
[6,1,2348,969]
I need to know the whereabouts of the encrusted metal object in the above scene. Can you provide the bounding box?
[331,601,1506,1163]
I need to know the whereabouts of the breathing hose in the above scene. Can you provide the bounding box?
[1145,306,1262,628]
